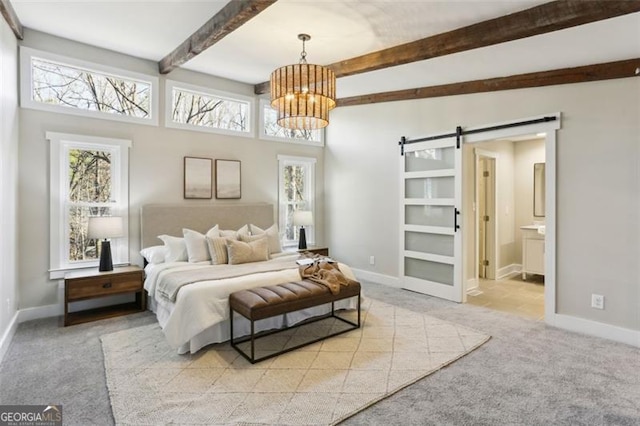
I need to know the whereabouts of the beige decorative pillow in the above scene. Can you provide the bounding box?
[206,236,229,265]
[219,224,249,240]
[240,233,268,244]
[226,237,269,265]
[250,223,282,254]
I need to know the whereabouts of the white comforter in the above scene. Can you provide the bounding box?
[144,254,359,354]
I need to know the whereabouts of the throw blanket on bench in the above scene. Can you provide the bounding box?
[157,258,299,302]
[299,261,360,295]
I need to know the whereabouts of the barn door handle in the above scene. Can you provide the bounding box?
[454,208,460,232]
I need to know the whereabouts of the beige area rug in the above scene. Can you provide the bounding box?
[101,298,490,425]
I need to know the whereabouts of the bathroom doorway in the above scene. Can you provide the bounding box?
[475,150,497,280]
[465,134,546,320]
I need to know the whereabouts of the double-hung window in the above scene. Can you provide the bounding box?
[48,132,130,278]
[278,155,316,248]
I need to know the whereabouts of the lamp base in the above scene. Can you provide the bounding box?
[99,239,114,272]
[298,227,307,250]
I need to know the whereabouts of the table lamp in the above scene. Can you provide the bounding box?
[88,216,123,272]
[293,210,313,250]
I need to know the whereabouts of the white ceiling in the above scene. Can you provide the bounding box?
[11,0,640,98]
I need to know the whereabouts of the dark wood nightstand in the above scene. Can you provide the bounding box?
[64,265,146,326]
[298,246,329,256]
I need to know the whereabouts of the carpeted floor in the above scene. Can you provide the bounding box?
[101,298,489,425]
[1,281,639,425]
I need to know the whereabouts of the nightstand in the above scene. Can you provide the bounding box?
[298,246,329,256]
[64,265,146,326]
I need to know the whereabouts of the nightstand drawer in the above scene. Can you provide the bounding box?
[67,273,142,301]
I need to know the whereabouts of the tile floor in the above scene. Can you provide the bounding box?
[466,274,544,320]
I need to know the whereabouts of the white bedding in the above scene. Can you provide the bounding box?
[144,254,359,354]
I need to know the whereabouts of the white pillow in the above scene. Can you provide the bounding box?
[219,224,250,240]
[158,235,188,262]
[140,245,167,264]
[183,226,219,263]
[250,224,282,254]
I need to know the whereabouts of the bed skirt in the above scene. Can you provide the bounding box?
[149,295,360,354]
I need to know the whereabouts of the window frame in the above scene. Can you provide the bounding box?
[165,80,254,137]
[278,155,317,249]
[20,47,159,126]
[47,132,131,279]
[259,99,325,146]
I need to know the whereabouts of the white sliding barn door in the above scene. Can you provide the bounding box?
[400,137,462,302]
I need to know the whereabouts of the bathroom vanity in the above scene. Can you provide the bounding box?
[521,225,545,280]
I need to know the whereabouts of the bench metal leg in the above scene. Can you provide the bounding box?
[250,320,255,362]
[230,309,234,345]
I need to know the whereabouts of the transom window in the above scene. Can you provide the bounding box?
[20,47,158,125]
[260,99,323,146]
[166,80,252,136]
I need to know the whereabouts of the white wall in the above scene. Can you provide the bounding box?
[0,18,19,357]
[513,138,545,262]
[326,77,640,332]
[17,30,325,309]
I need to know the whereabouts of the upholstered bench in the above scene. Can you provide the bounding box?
[229,280,361,363]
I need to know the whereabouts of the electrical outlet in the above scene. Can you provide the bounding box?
[369,256,375,265]
[6,298,11,311]
[591,294,604,310]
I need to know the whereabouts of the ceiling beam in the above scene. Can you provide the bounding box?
[336,58,640,107]
[254,0,640,94]
[0,0,23,40]
[159,0,277,74]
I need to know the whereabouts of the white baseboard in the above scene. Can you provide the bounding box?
[17,294,133,323]
[17,303,63,323]
[0,312,19,364]
[497,263,522,280]
[466,278,479,293]
[550,313,640,348]
[351,268,400,288]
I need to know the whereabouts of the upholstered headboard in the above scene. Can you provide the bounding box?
[140,203,274,248]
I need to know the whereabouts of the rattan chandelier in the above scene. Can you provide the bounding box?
[270,34,336,130]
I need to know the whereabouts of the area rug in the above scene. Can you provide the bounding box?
[101,298,490,425]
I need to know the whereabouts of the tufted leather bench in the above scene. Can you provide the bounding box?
[229,280,361,363]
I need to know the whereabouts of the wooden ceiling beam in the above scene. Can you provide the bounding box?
[159,0,277,74]
[0,0,23,40]
[336,58,640,107]
[254,0,640,94]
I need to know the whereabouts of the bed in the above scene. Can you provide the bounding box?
[140,203,359,354]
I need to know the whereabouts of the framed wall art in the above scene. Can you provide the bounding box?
[215,159,241,199]
[184,157,212,199]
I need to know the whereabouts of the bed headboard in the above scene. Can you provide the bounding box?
[140,203,274,248]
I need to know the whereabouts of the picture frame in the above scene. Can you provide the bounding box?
[184,157,212,199]
[215,159,241,199]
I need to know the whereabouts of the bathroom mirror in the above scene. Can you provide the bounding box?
[533,162,545,217]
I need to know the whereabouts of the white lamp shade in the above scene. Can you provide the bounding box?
[88,216,124,239]
[292,210,313,227]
